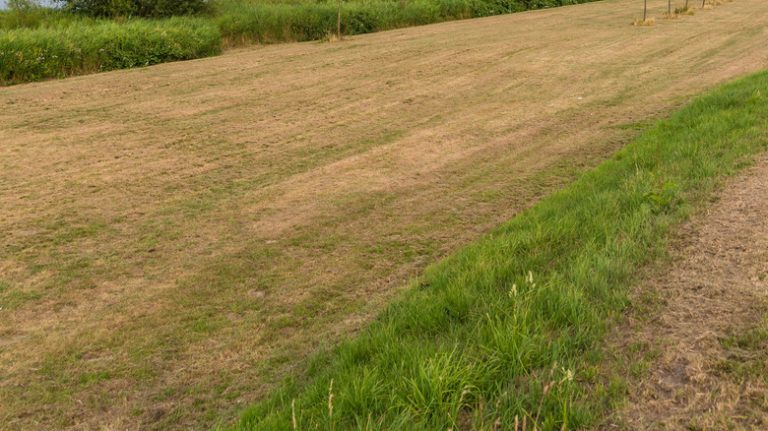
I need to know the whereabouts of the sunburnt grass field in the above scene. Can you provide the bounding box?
[0,0,596,84]
[232,71,768,429]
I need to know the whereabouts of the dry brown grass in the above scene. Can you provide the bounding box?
[2,0,768,429]
[605,156,768,430]
[633,17,656,26]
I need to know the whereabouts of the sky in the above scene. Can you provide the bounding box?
[0,0,56,9]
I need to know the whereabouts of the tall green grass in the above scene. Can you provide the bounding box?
[0,6,72,29]
[1,0,596,84]
[0,17,221,85]
[232,71,768,430]
[215,0,473,44]
[214,0,589,45]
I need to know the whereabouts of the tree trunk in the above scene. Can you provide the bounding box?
[644,0,647,20]
[337,0,342,40]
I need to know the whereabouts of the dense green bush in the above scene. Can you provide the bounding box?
[58,0,211,18]
[0,17,221,84]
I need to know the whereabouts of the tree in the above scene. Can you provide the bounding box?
[337,0,342,40]
[643,0,648,21]
[8,0,40,11]
[56,0,210,18]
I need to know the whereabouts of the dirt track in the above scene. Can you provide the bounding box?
[1,0,768,428]
[609,156,768,430]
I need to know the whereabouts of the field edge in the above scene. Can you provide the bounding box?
[231,70,768,430]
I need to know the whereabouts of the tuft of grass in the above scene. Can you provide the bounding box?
[232,71,768,430]
[717,316,768,382]
[632,17,655,26]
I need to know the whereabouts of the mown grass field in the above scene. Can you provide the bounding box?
[1,0,768,429]
[234,69,768,431]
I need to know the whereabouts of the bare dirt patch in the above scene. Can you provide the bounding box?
[2,0,768,429]
[606,156,768,430]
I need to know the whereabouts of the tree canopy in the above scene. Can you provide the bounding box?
[56,0,209,17]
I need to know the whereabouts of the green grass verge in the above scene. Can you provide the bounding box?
[0,17,221,85]
[231,71,768,430]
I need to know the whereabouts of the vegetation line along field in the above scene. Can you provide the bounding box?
[233,71,768,430]
[0,0,597,85]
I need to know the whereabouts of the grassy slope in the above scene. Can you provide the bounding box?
[234,71,768,430]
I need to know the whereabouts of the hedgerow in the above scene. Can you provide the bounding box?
[0,17,220,85]
[59,0,211,18]
[214,0,592,45]
[0,0,595,84]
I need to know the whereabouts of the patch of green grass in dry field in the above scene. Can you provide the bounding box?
[717,313,768,384]
[234,71,768,430]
